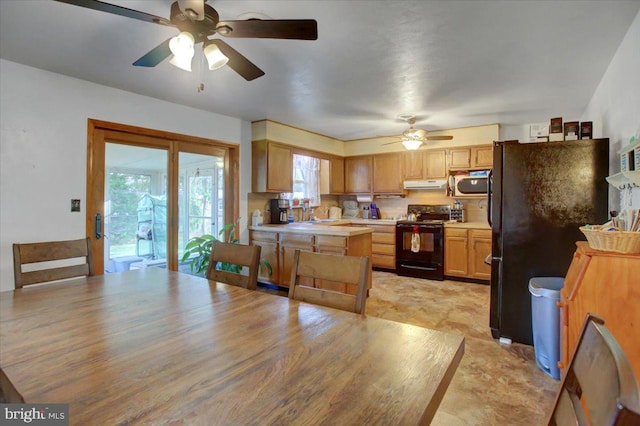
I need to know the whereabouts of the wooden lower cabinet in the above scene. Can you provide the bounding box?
[250,231,279,285]
[558,242,640,380]
[469,230,492,279]
[444,228,468,277]
[250,229,372,293]
[280,233,315,288]
[444,227,491,281]
[351,223,396,270]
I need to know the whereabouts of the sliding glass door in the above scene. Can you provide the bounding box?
[86,120,238,275]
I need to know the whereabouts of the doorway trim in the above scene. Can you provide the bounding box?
[86,119,239,274]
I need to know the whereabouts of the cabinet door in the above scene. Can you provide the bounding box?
[444,228,468,276]
[448,148,471,169]
[373,153,403,193]
[469,229,491,279]
[280,234,315,288]
[471,146,493,169]
[403,151,425,180]
[253,240,279,284]
[425,149,447,178]
[345,156,372,193]
[330,157,345,194]
[267,144,293,192]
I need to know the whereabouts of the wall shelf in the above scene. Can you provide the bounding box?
[606,170,640,189]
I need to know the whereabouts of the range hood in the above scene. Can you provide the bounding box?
[403,179,447,190]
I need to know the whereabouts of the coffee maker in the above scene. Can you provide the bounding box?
[270,199,289,224]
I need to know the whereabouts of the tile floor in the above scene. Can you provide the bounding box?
[365,271,559,425]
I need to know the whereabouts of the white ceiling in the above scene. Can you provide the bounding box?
[1,0,639,141]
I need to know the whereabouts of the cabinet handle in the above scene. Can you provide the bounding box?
[557,361,565,369]
[556,301,565,308]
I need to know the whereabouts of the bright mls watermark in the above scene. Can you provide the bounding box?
[1,404,68,425]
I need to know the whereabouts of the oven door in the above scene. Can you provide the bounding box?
[395,224,444,280]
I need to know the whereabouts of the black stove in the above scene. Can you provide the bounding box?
[397,204,451,225]
[395,205,450,280]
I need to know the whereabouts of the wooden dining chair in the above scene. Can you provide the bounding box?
[547,314,640,426]
[13,237,94,289]
[206,241,261,290]
[288,250,370,314]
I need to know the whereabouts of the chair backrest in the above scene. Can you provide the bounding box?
[206,241,261,290]
[548,314,640,426]
[13,237,94,289]
[288,250,369,314]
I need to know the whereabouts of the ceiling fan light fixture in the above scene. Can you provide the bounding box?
[169,32,195,72]
[204,43,229,70]
[402,139,423,150]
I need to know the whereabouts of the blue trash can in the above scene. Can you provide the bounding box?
[529,277,564,380]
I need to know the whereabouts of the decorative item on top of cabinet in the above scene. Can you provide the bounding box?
[252,140,293,193]
[558,242,640,380]
[403,149,447,181]
[345,155,372,194]
[373,153,404,194]
[444,227,491,282]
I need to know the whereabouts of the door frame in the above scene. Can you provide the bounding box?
[86,119,239,274]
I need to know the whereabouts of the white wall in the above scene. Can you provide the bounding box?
[581,9,640,211]
[0,59,250,292]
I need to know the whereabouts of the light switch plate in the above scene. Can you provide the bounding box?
[71,199,81,212]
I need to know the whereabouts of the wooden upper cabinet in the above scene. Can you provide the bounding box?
[320,157,345,195]
[424,150,447,178]
[448,149,471,170]
[403,149,446,180]
[373,153,403,194]
[471,146,493,169]
[345,155,372,194]
[252,140,293,193]
[403,151,425,180]
[448,145,493,170]
[330,157,345,194]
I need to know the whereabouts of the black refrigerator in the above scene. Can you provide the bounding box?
[488,139,609,345]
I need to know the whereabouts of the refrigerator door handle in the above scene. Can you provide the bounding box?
[487,169,493,227]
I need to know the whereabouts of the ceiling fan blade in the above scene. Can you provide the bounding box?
[381,141,401,146]
[216,19,318,40]
[425,135,454,141]
[209,39,265,81]
[133,38,172,67]
[54,0,173,27]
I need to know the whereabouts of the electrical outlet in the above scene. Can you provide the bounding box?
[71,199,81,212]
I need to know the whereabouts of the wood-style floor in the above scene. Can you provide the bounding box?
[365,271,559,425]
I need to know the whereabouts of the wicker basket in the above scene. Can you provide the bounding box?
[580,226,640,254]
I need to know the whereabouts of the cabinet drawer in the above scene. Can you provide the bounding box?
[372,254,396,269]
[373,243,395,256]
[366,224,396,234]
[250,231,278,242]
[445,228,468,237]
[470,229,491,239]
[372,233,395,244]
[316,235,347,248]
[280,233,314,246]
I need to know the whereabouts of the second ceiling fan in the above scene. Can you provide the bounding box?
[383,115,453,150]
[54,0,318,81]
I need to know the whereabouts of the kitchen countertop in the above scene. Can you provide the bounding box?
[248,223,373,236]
[444,221,491,230]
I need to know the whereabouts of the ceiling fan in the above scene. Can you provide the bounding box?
[54,0,318,81]
[383,114,453,150]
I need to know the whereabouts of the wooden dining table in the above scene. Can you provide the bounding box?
[0,268,464,425]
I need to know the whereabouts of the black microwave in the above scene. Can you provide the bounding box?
[452,174,488,196]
